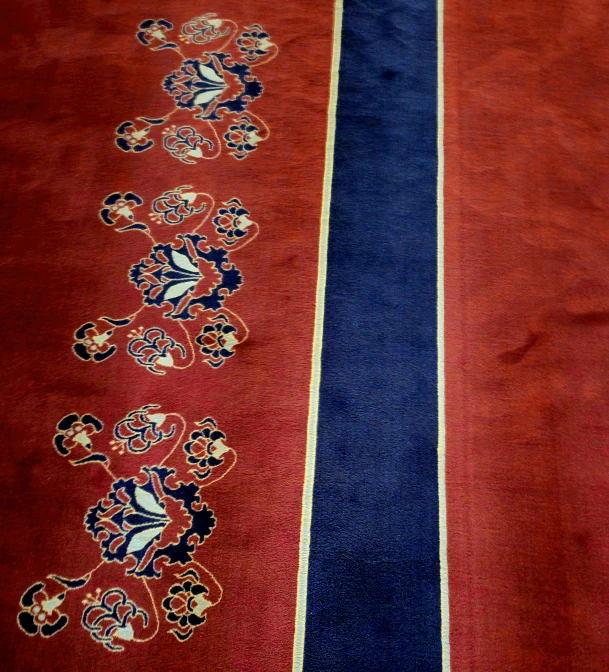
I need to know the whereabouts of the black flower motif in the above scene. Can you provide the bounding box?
[162,569,213,641]
[17,582,68,638]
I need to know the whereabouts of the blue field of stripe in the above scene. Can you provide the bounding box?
[304,1,441,669]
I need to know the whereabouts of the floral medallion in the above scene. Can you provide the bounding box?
[73,185,255,375]
[18,405,236,651]
[116,14,277,163]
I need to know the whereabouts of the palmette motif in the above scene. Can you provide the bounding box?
[18,406,236,651]
[117,14,277,163]
[72,185,256,375]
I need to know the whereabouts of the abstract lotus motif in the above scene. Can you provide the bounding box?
[213,198,254,244]
[129,235,242,320]
[85,465,216,578]
[162,55,262,121]
[223,117,264,160]
[183,417,234,482]
[237,24,275,62]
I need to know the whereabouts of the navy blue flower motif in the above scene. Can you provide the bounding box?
[73,316,134,364]
[85,466,216,578]
[73,321,116,363]
[53,413,108,468]
[17,583,68,639]
[129,234,243,321]
[136,19,177,51]
[99,192,147,232]
[163,55,263,121]
[213,198,254,244]
[162,569,213,641]
[82,588,149,652]
[115,118,163,153]
[195,314,239,368]
[183,417,231,481]
[237,25,274,62]
[223,116,263,159]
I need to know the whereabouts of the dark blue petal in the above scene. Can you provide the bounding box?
[20,583,44,608]
[17,611,38,635]
[81,414,103,431]
[40,615,69,638]
[57,413,79,431]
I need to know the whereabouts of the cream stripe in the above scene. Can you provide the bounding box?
[292,1,344,670]
[437,0,451,668]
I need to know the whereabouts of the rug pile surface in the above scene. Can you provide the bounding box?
[1,1,608,670]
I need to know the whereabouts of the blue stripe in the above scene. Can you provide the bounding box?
[304,0,441,669]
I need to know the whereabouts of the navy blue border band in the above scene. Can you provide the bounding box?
[304,1,441,669]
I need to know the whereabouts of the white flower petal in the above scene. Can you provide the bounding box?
[171,251,199,274]
[134,486,166,516]
[164,280,197,301]
[126,525,166,554]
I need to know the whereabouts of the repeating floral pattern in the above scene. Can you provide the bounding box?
[72,185,254,376]
[116,14,277,163]
[18,405,235,650]
[19,9,277,655]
